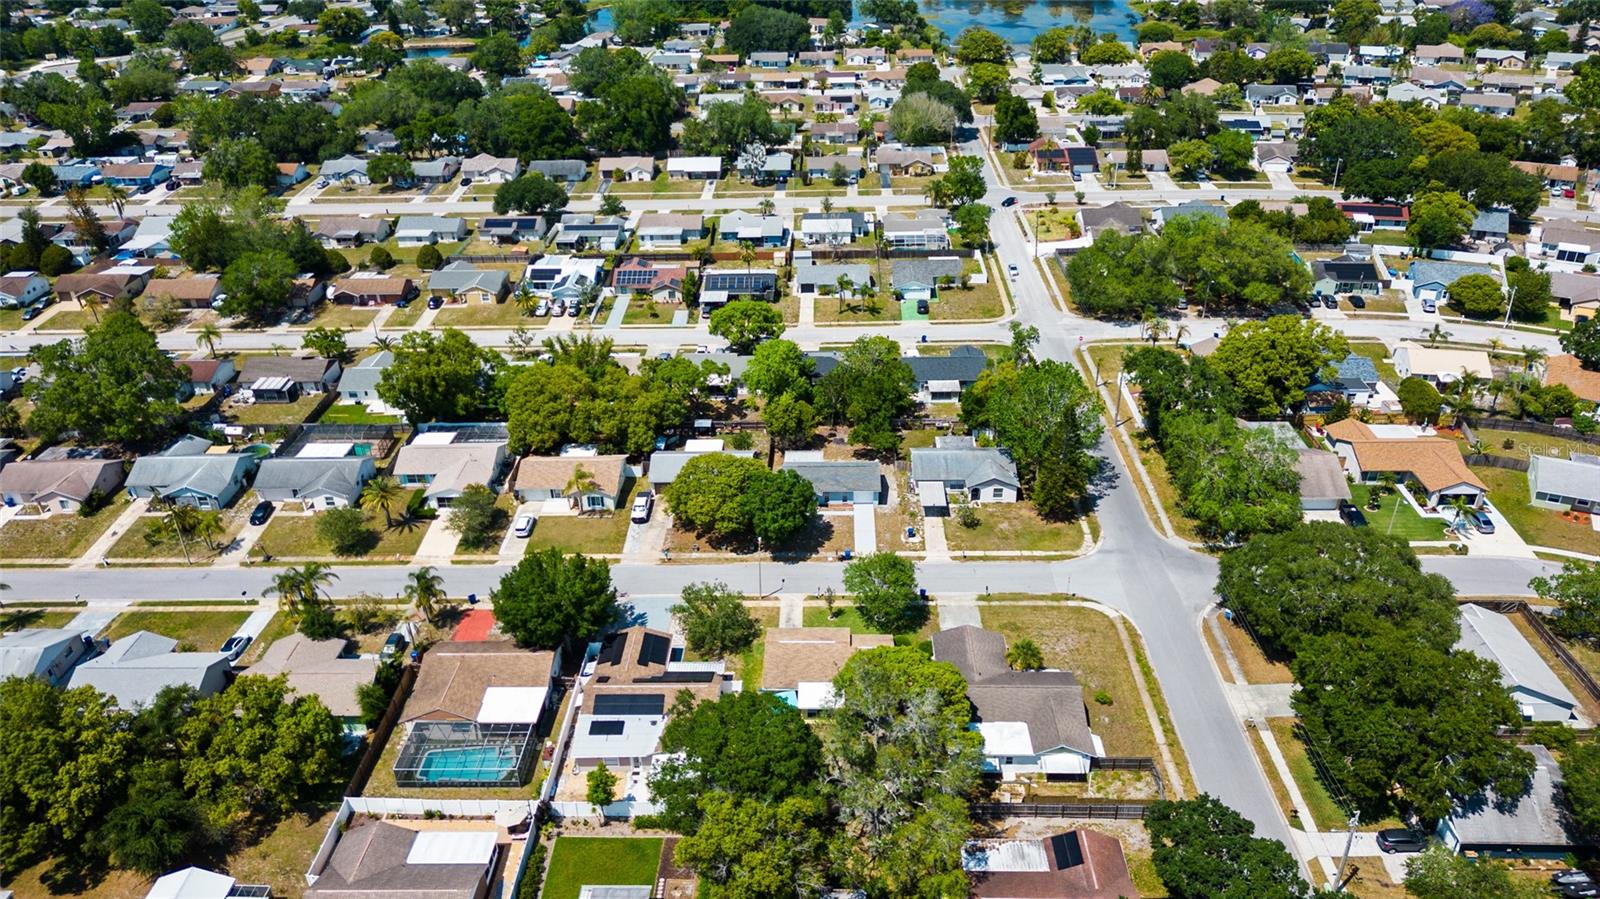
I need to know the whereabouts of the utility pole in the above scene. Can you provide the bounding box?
[1501,284,1518,329]
[1112,371,1125,426]
[1332,157,1344,190]
[1335,810,1361,891]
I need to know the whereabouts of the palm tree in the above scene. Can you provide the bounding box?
[360,475,406,527]
[105,183,129,220]
[835,273,854,302]
[1425,323,1451,347]
[820,196,834,214]
[565,465,598,511]
[513,286,540,317]
[738,241,757,274]
[1486,337,1505,360]
[195,322,222,358]
[372,335,397,352]
[265,562,338,619]
[1521,345,1546,374]
[1376,471,1398,498]
[1006,638,1044,671]
[1446,496,1474,533]
[1172,322,1191,347]
[1467,439,1488,458]
[161,502,202,564]
[1486,379,1508,413]
[758,198,776,215]
[406,565,445,624]
[269,342,287,357]
[1450,371,1485,418]
[81,292,105,325]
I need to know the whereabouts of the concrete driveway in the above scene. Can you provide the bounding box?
[853,503,877,555]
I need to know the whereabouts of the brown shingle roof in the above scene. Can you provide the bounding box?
[248,633,376,718]
[759,627,892,691]
[401,640,556,723]
[511,454,627,497]
[1546,353,1600,403]
[146,275,220,301]
[1326,420,1486,493]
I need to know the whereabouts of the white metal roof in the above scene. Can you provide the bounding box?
[405,830,499,865]
[682,438,725,452]
[411,431,458,446]
[476,686,548,724]
[296,442,355,459]
[145,866,235,899]
[249,376,293,391]
[795,681,840,710]
[917,481,949,508]
[976,721,1034,756]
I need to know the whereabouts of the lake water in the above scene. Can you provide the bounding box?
[588,0,1139,44]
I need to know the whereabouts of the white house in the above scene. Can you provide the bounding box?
[393,215,467,247]
[1455,604,1579,723]
[0,271,50,308]
[910,437,1022,512]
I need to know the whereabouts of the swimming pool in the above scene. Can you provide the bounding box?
[417,745,518,783]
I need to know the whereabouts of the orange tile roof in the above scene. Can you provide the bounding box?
[1546,354,1600,403]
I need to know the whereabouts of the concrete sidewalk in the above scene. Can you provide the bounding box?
[70,498,150,570]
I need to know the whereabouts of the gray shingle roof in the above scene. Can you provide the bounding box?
[1529,454,1600,503]
[336,351,393,394]
[778,459,881,494]
[909,447,1019,488]
[891,257,964,289]
[427,262,508,294]
[1446,744,1579,849]
[254,457,370,502]
[931,625,1096,756]
[1408,260,1495,289]
[125,453,256,500]
[1456,604,1577,709]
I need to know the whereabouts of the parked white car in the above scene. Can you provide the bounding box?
[513,513,536,538]
[630,492,654,523]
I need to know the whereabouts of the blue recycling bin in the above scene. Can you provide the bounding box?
[467,593,478,605]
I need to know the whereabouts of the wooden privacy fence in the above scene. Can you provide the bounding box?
[1462,453,1531,472]
[1463,417,1600,448]
[971,800,1151,820]
[345,662,418,796]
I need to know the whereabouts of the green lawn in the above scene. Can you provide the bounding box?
[1466,427,1600,463]
[433,301,533,327]
[305,303,384,330]
[929,280,1005,321]
[944,503,1089,553]
[103,610,250,652]
[523,480,640,555]
[1473,465,1600,555]
[227,394,326,426]
[250,510,427,561]
[621,299,681,325]
[1357,229,1409,246]
[0,496,130,562]
[382,301,427,329]
[107,515,235,562]
[1345,341,1400,387]
[1,609,78,632]
[1027,207,1082,241]
[318,403,401,425]
[1347,484,1449,541]
[813,293,900,323]
[541,837,662,899]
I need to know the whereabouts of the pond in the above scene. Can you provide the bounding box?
[590,0,1141,43]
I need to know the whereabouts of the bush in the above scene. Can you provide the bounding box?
[298,602,345,639]
[38,243,76,276]
[369,245,394,270]
[416,244,443,270]
[1093,689,1113,705]
[324,247,352,274]
[316,506,376,556]
[727,430,754,450]
[955,504,980,528]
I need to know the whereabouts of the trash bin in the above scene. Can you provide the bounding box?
[841,550,853,561]
[467,593,478,605]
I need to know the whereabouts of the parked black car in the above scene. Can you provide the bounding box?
[1338,499,1368,528]
[1376,829,1427,853]
[249,500,274,526]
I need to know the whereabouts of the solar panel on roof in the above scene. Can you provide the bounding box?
[592,693,665,716]
[588,719,625,736]
[638,632,670,666]
[596,634,626,666]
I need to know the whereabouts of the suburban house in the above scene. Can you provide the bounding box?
[480,216,547,244]
[0,271,50,308]
[1471,208,1511,243]
[1254,141,1298,172]
[645,442,754,491]
[68,631,231,709]
[319,155,369,184]
[1456,604,1579,723]
[551,214,629,252]
[795,261,872,296]
[393,429,508,509]
[964,832,1138,899]
[637,212,705,248]
[394,215,467,247]
[333,349,392,404]
[0,456,125,512]
[597,155,656,181]
[329,274,417,307]
[1323,418,1487,509]
[569,626,730,772]
[0,627,100,686]
[891,257,965,303]
[799,211,870,245]
[1393,342,1494,384]
[510,453,629,511]
[1529,453,1600,514]
[401,639,560,728]
[247,633,377,726]
[243,355,341,396]
[125,443,258,510]
[906,349,989,401]
[525,255,606,301]
[1438,745,1581,857]
[144,867,271,899]
[53,270,150,306]
[1304,353,1383,408]
[1533,221,1600,266]
[611,259,691,302]
[717,211,789,246]
[411,156,461,184]
[303,818,506,899]
[100,162,171,189]
[910,437,1023,512]
[253,456,377,510]
[1078,203,1145,240]
[1514,160,1583,191]
[526,160,589,186]
[1238,421,1352,512]
[313,216,391,247]
[427,263,510,304]
[882,211,952,250]
[1311,254,1386,296]
[145,274,223,309]
[461,153,520,183]
[778,453,883,504]
[875,147,946,176]
[1551,272,1600,322]
[699,269,779,307]
[758,627,893,714]
[932,625,1103,780]
[1151,201,1228,230]
[1545,354,1600,404]
[666,156,723,180]
[1337,201,1409,231]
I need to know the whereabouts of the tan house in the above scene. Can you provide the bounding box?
[248,633,377,722]
[510,454,628,511]
[1324,419,1487,509]
[0,458,125,513]
[759,627,892,713]
[144,274,222,309]
[1545,354,1600,404]
[328,275,416,306]
[54,270,149,305]
[400,639,560,726]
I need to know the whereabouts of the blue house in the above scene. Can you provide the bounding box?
[1305,353,1381,408]
[50,164,101,187]
[101,162,171,189]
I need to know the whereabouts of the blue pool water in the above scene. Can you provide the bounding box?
[418,745,518,782]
